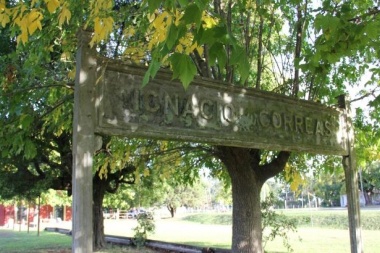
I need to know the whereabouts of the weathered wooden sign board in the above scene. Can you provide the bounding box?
[72,31,361,253]
[95,59,347,156]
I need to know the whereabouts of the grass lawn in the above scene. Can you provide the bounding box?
[108,210,380,253]
[263,228,380,253]
[0,229,155,253]
[0,230,71,253]
[1,208,379,253]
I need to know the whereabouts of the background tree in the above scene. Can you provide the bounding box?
[161,179,208,218]
[313,172,344,207]
[355,109,380,205]
[360,162,380,205]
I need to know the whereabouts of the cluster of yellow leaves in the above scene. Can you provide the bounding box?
[148,11,172,50]
[147,10,215,55]
[202,11,218,29]
[98,142,132,180]
[123,8,218,64]
[121,5,220,65]
[124,44,146,63]
[0,1,10,27]
[122,27,145,63]
[0,0,71,44]
[176,33,203,55]
[45,0,60,13]
[88,0,114,47]
[90,16,114,47]
[58,3,71,26]
[284,163,305,194]
[14,9,43,44]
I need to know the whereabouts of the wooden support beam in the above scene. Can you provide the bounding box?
[72,30,96,252]
[338,94,363,253]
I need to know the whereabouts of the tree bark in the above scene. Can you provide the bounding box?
[215,146,290,253]
[230,165,263,252]
[93,174,107,249]
[363,191,372,205]
[167,204,176,218]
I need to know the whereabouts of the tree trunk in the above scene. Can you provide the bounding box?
[93,175,107,249]
[229,165,263,253]
[167,204,176,218]
[363,191,372,205]
[215,146,290,253]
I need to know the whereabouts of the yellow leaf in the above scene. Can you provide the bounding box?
[147,13,155,23]
[99,163,109,179]
[46,0,60,14]
[60,51,71,60]
[17,31,28,44]
[284,163,305,195]
[202,13,218,29]
[91,16,114,46]
[15,16,29,44]
[175,44,184,53]
[94,16,101,34]
[27,10,43,35]
[153,11,170,29]
[196,45,204,55]
[68,69,76,79]
[0,12,10,27]
[174,10,182,26]
[58,5,71,26]
[123,26,135,37]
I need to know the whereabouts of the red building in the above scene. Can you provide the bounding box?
[0,205,14,226]
[0,204,72,226]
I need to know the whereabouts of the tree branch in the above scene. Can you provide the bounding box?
[259,151,291,182]
[350,87,380,103]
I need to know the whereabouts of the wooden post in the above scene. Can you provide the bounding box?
[338,95,363,253]
[37,195,40,236]
[72,30,96,252]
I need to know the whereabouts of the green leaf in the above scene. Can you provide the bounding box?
[195,0,209,10]
[143,60,161,86]
[163,0,176,9]
[24,139,37,159]
[169,53,197,89]
[230,46,250,82]
[20,114,33,129]
[166,24,179,50]
[181,3,202,29]
[199,24,229,46]
[147,0,161,13]
[177,0,189,7]
[209,42,226,68]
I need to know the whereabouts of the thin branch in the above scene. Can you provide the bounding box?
[350,87,380,103]
[3,83,74,97]
[256,16,264,89]
[348,7,380,23]
[39,94,74,119]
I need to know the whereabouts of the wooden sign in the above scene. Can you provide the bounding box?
[95,59,347,156]
[73,31,361,253]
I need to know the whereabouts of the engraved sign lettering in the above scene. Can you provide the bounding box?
[95,62,347,155]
